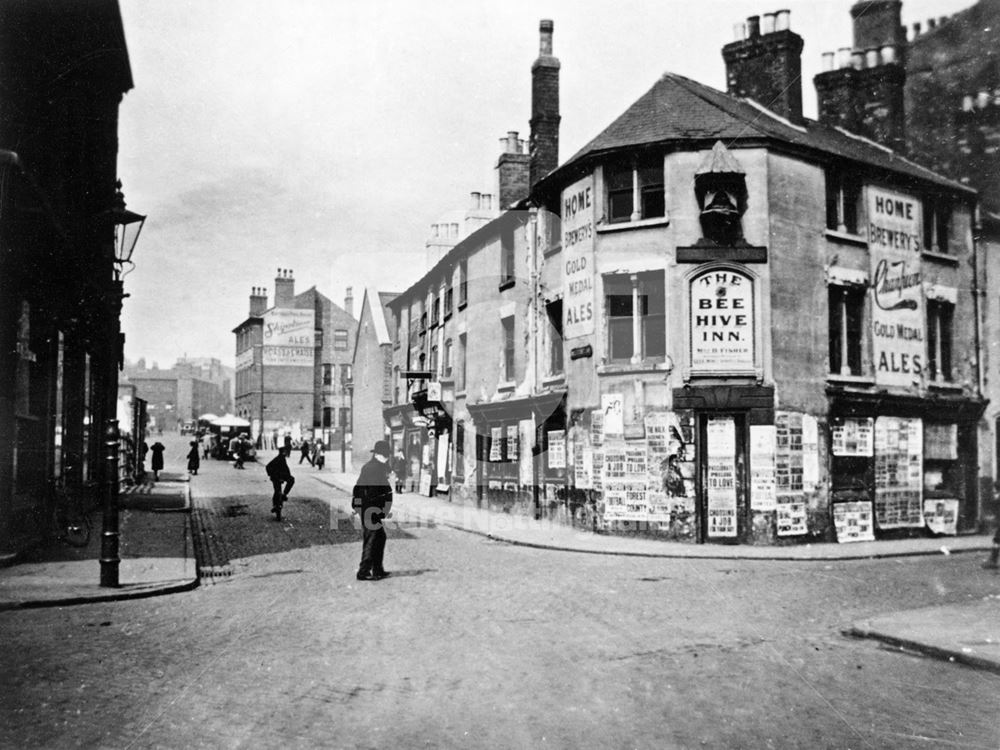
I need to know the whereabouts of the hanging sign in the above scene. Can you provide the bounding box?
[561,175,595,339]
[690,269,755,373]
[868,187,925,387]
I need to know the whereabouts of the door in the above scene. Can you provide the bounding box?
[698,413,748,543]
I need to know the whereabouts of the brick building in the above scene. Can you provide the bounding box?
[350,289,399,467]
[123,357,231,432]
[233,270,356,449]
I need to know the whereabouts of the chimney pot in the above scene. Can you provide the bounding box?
[775,9,790,31]
[733,22,746,41]
[865,47,880,68]
[912,22,921,37]
[880,45,896,64]
[821,51,835,71]
[539,19,554,55]
[962,95,975,111]
[977,91,990,109]
[762,12,776,35]
[938,16,948,26]
[927,18,936,30]
[837,47,852,68]
[851,51,864,70]
[471,191,481,209]
[506,131,520,153]
[746,15,760,37]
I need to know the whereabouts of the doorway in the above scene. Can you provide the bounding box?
[697,412,748,543]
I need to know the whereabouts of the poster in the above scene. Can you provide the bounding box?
[706,417,737,537]
[561,175,596,339]
[519,422,533,487]
[832,501,876,543]
[831,418,874,457]
[601,443,627,520]
[924,499,958,535]
[489,426,502,462]
[548,430,566,469]
[868,186,925,388]
[802,414,819,487]
[574,442,593,490]
[749,425,776,511]
[924,423,958,460]
[601,394,623,438]
[874,417,924,528]
[507,424,519,462]
[776,503,807,535]
[591,410,604,447]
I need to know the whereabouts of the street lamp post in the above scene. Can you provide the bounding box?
[100,182,145,588]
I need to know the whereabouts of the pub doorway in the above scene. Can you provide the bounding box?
[697,412,749,543]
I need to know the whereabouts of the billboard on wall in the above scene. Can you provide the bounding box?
[867,186,924,387]
[561,175,595,340]
[263,308,315,366]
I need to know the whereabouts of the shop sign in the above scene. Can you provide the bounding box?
[263,308,315,366]
[690,269,755,373]
[561,175,595,339]
[867,187,924,387]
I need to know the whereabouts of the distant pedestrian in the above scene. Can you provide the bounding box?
[299,438,313,466]
[233,434,248,470]
[266,446,295,520]
[202,436,210,460]
[150,441,165,481]
[271,430,279,450]
[392,450,407,494]
[283,433,292,453]
[352,440,394,581]
[187,440,200,476]
[313,440,325,470]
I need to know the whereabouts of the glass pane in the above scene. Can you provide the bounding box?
[609,318,633,360]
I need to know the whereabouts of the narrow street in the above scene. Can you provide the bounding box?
[2,441,999,749]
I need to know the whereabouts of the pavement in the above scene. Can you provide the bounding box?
[2,459,998,675]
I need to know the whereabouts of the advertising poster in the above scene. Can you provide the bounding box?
[831,418,874,457]
[749,425,776,511]
[874,417,924,528]
[867,186,925,388]
[601,394,623,438]
[690,268,755,373]
[832,501,876,543]
[924,499,959,535]
[489,426,503,462]
[262,308,315,366]
[548,431,566,469]
[519,422,533,487]
[802,414,819,487]
[924,423,958,460]
[592,448,604,492]
[507,424,519,462]
[561,175,596,339]
[706,417,737,537]
[574,441,593,490]
[591,410,604,447]
[602,443,627,521]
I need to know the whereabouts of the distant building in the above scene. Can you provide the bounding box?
[232,270,357,449]
[123,357,232,432]
[350,288,399,467]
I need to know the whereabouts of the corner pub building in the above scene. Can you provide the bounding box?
[524,7,987,545]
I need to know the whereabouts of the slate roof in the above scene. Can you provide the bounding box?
[548,72,973,196]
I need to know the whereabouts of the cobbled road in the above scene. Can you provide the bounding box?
[2,438,999,749]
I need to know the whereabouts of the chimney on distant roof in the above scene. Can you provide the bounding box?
[344,286,354,318]
[274,268,295,308]
[723,9,804,124]
[529,19,560,187]
[497,130,530,209]
[249,286,268,316]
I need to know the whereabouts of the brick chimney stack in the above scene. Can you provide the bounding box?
[249,286,268,317]
[723,9,804,125]
[814,0,906,152]
[496,130,530,210]
[274,268,295,308]
[529,19,560,187]
[344,286,354,318]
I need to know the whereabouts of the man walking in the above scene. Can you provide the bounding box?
[299,437,313,465]
[266,446,295,521]
[352,440,393,581]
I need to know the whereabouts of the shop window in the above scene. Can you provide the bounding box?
[334,329,349,350]
[546,299,563,375]
[604,271,665,362]
[927,300,954,382]
[923,195,953,254]
[826,169,863,234]
[606,158,665,223]
[828,286,864,376]
[502,316,515,381]
[500,227,516,289]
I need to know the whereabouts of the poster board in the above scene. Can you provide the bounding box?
[706,417,737,537]
[749,425,776,511]
[832,501,876,543]
[874,417,923,528]
[924,498,958,535]
[548,430,566,469]
[775,412,807,535]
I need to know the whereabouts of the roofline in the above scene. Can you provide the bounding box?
[231,315,262,334]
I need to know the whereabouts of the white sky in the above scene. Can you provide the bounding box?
[117,0,975,368]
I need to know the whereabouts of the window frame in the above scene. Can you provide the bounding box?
[605,157,665,224]
[828,285,865,376]
[501,315,515,381]
[604,271,666,363]
[333,329,349,350]
[826,169,863,235]
[500,226,516,290]
[927,299,954,382]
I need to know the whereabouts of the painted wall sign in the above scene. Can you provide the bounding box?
[867,187,924,387]
[690,269,755,373]
[561,175,595,339]
[263,308,315,366]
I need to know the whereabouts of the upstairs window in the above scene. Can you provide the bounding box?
[340,363,351,386]
[500,227,516,289]
[419,311,427,334]
[443,339,453,378]
[333,329,349,350]
[927,300,954,382]
[458,259,468,308]
[444,285,453,318]
[828,286,864,376]
[322,363,333,386]
[457,333,467,390]
[923,196,953,254]
[546,299,564,375]
[605,271,665,362]
[826,169,863,235]
[430,345,439,376]
[606,158,665,223]
[431,296,440,327]
[502,316,515,381]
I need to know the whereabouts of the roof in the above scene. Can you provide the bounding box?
[369,288,399,345]
[545,72,973,196]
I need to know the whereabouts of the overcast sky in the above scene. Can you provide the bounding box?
[117,0,974,369]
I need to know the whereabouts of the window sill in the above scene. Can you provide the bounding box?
[458,301,468,311]
[541,374,565,388]
[824,229,867,247]
[543,244,562,258]
[443,312,453,322]
[497,380,516,393]
[928,380,963,392]
[596,216,670,234]
[597,361,670,376]
[826,374,875,386]
[498,279,515,292]
[921,251,959,266]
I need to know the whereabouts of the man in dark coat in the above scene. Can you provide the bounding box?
[352,440,393,581]
[299,437,313,465]
[266,446,295,521]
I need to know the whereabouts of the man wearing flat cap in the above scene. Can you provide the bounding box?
[352,439,394,580]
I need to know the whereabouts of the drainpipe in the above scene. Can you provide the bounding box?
[529,208,541,519]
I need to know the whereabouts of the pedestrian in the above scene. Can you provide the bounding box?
[283,433,292,453]
[187,440,200,476]
[150,440,165,481]
[984,482,1000,570]
[271,429,279,450]
[352,439,394,581]
[202,435,210,460]
[299,437,313,465]
[313,440,325,470]
[233,433,248,470]
[265,446,295,520]
[392,450,407,494]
